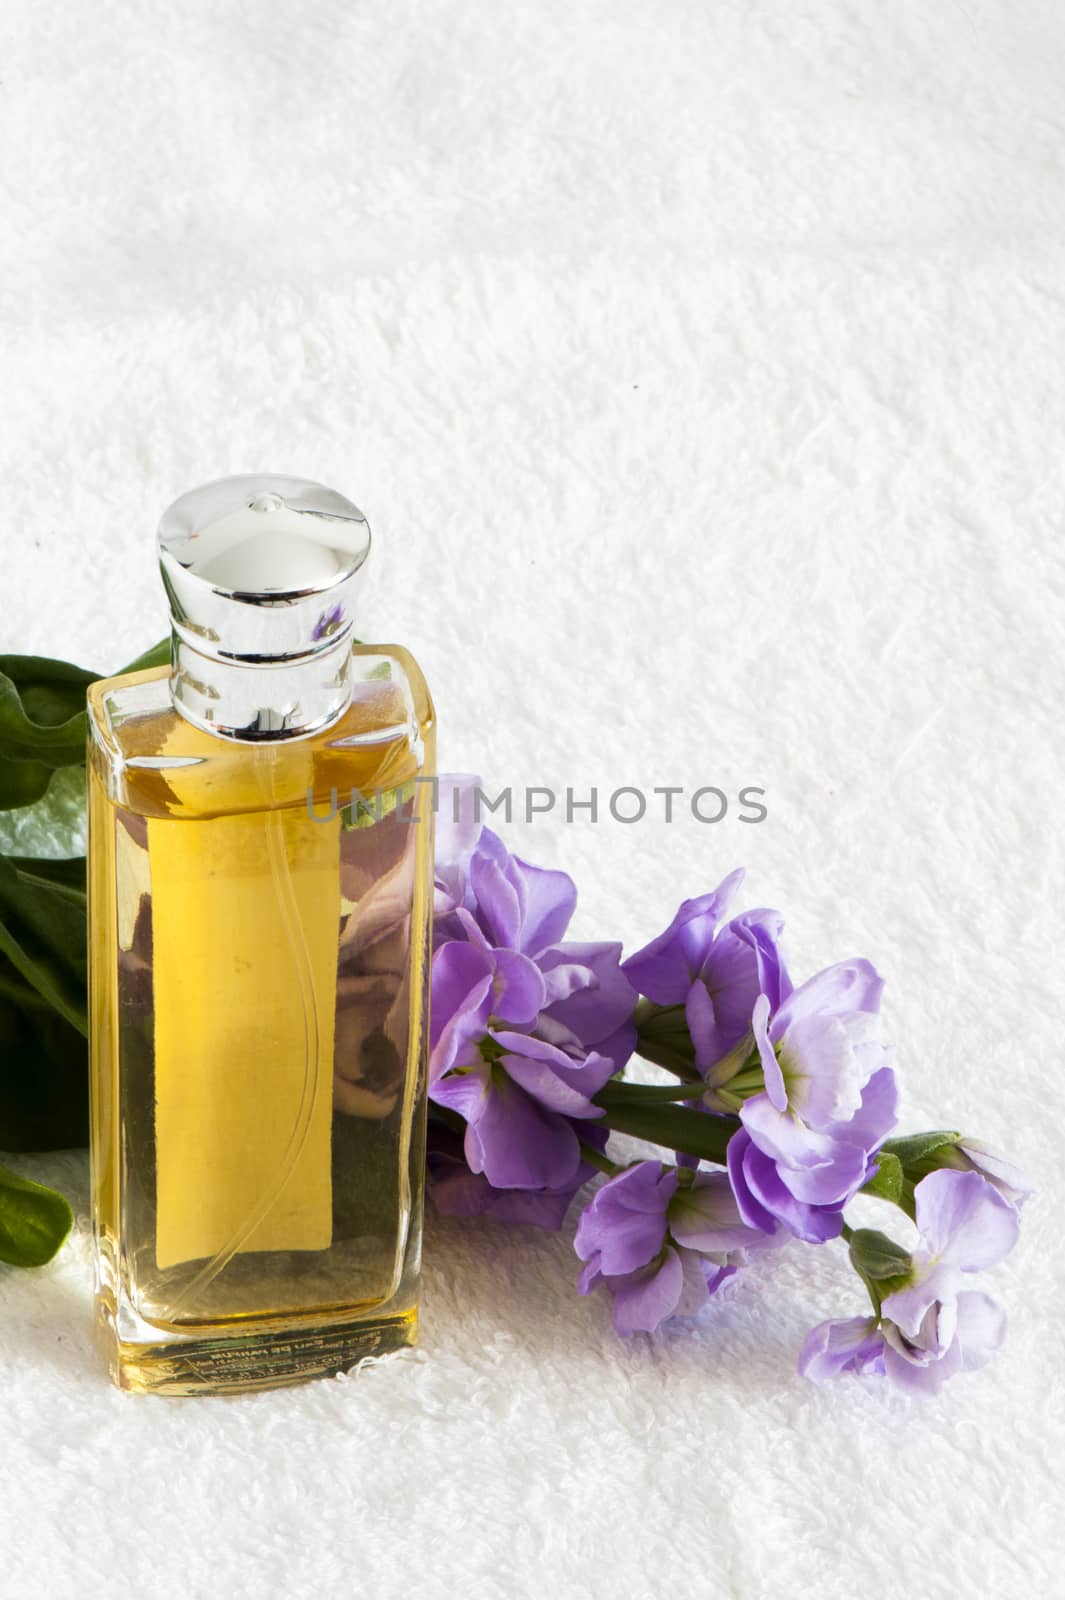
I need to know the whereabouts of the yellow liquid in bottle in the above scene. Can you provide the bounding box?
[88,650,434,1392]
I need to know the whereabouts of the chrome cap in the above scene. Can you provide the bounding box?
[159,474,370,662]
[157,474,371,741]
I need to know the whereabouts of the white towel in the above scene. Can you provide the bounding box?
[0,2,1060,1594]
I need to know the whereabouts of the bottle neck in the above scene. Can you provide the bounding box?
[168,631,355,742]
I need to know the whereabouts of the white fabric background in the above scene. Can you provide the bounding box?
[1,2,1062,1595]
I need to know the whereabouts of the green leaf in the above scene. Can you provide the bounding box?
[882,1129,961,1171]
[591,1091,737,1165]
[0,1161,74,1266]
[0,657,97,813]
[0,641,165,1155]
[0,641,168,812]
[0,992,89,1151]
[861,1150,903,1204]
[848,1227,912,1282]
[0,755,55,811]
[0,853,88,1036]
[0,766,88,860]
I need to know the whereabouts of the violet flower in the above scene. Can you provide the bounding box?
[427,1122,604,1231]
[727,959,898,1242]
[429,779,636,1191]
[574,1160,774,1336]
[623,869,791,1073]
[799,1169,1019,1393]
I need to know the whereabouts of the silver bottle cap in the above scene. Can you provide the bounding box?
[158,474,371,741]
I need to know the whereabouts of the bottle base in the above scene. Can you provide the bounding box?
[98,1302,418,1396]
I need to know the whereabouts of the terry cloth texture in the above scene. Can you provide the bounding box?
[1,2,1063,1596]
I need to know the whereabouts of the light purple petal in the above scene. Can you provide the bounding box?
[610,1248,685,1335]
[881,1309,965,1395]
[880,1344,954,1395]
[492,1029,578,1067]
[428,1063,492,1122]
[672,1246,714,1316]
[490,948,547,1026]
[466,1074,582,1190]
[501,1051,606,1119]
[508,855,578,955]
[692,922,776,1062]
[738,1097,869,1206]
[470,847,523,950]
[539,941,638,1059]
[771,958,884,1042]
[427,1143,587,1231]
[540,960,594,1007]
[742,1148,845,1242]
[574,1161,676,1274]
[779,1141,869,1207]
[429,941,494,1053]
[798,1317,885,1383]
[494,1029,617,1101]
[702,1263,740,1296]
[726,1130,780,1235]
[685,980,721,1074]
[751,993,787,1111]
[953,1290,1007,1372]
[577,1256,603,1296]
[587,1019,639,1077]
[740,1093,839,1170]
[913,1169,1020,1271]
[778,1012,871,1129]
[622,871,746,1004]
[880,1266,958,1342]
[954,1140,1035,1210]
[727,909,792,1011]
[669,1170,773,1254]
[434,864,468,922]
[839,1066,898,1151]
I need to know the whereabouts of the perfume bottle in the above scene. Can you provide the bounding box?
[87,475,435,1395]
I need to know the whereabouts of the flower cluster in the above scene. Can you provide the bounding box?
[426,778,1030,1395]
[429,778,636,1204]
[574,1160,775,1336]
[801,1170,1021,1394]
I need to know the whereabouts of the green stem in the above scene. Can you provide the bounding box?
[632,1038,702,1081]
[632,997,665,1029]
[591,1094,738,1166]
[579,1141,621,1177]
[633,1000,702,1081]
[596,1078,711,1105]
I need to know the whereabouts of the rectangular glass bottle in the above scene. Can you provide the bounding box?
[87,478,435,1394]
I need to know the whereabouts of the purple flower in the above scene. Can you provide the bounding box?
[727,960,898,1242]
[623,870,791,1073]
[797,1316,888,1381]
[429,781,637,1192]
[799,1170,1019,1394]
[574,1160,775,1336]
[426,1122,602,1231]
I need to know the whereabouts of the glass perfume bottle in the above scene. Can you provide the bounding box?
[87,475,435,1395]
